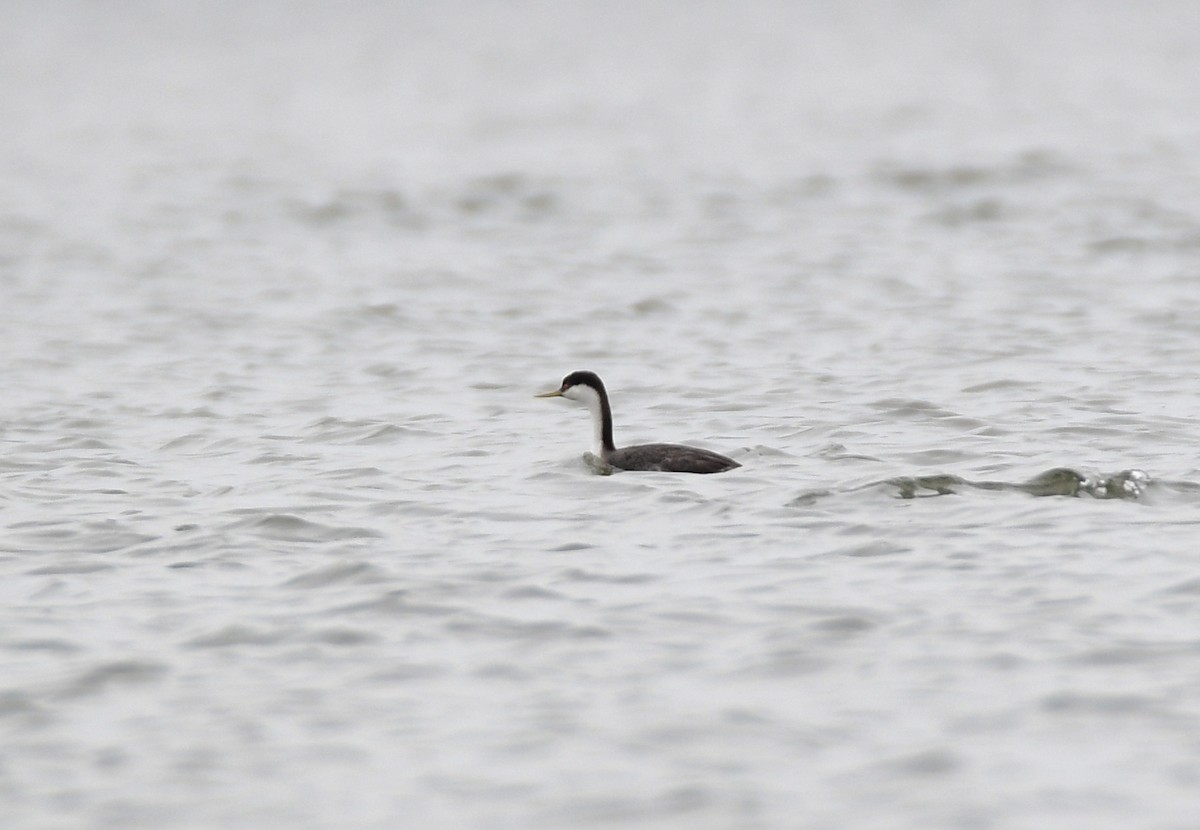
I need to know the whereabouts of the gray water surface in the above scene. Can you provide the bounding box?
[3,3,1200,829]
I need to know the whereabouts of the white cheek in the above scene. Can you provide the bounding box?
[563,386,596,405]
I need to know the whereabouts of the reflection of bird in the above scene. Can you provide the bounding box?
[536,370,740,474]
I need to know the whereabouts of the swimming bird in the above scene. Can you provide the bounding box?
[536,370,741,474]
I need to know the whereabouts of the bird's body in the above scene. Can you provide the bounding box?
[536,370,740,474]
[606,442,741,474]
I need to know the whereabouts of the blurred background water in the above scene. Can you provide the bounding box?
[3,2,1200,828]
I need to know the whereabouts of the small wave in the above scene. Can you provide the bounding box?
[1040,691,1160,716]
[560,568,658,585]
[330,589,460,618]
[303,417,436,445]
[0,690,41,717]
[452,173,561,221]
[59,660,168,698]
[26,561,115,575]
[874,151,1072,192]
[184,622,377,650]
[282,561,390,589]
[285,187,413,228]
[1158,576,1200,596]
[0,520,159,554]
[185,624,287,649]
[445,614,611,642]
[248,451,320,466]
[227,513,384,543]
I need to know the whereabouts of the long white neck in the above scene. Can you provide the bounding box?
[564,383,612,456]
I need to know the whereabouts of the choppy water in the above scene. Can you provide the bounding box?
[4,2,1200,828]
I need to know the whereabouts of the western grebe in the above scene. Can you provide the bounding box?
[536,370,741,474]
